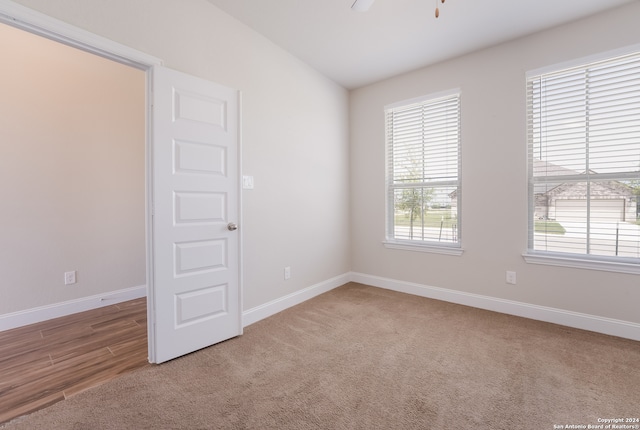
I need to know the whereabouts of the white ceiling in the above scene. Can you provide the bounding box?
[206,0,635,89]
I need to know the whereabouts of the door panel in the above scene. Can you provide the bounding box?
[151,66,241,364]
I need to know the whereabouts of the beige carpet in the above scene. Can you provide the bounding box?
[3,283,639,429]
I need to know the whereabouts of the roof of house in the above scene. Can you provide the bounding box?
[533,159,634,198]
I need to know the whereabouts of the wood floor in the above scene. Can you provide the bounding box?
[0,298,150,425]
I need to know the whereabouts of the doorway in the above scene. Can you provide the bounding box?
[0,2,243,365]
[0,20,149,422]
[0,22,147,322]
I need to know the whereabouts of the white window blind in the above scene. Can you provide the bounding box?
[527,51,640,262]
[385,92,461,247]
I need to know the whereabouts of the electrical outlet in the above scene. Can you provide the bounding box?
[284,266,291,280]
[506,271,517,285]
[64,271,77,285]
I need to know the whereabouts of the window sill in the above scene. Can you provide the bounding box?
[522,252,640,275]
[383,240,464,256]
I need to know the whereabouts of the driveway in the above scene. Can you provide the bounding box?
[535,221,640,258]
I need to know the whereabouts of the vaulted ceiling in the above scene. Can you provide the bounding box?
[207,0,635,89]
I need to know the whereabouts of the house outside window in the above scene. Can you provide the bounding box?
[526,49,640,272]
[384,90,462,255]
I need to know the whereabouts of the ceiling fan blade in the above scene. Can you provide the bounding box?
[351,0,375,12]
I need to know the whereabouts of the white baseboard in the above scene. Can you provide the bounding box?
[5,273,637,343]
[350,272,640,342]
[0,285,147,332]
[242,273,351,327]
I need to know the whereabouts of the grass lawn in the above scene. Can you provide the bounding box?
[534,220,566,235]
[395,209,457,228]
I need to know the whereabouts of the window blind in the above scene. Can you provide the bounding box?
[386,93,461,245]
[527,51,640,261]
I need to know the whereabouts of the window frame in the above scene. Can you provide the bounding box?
[383,89,463,255]
[523,46,640,274]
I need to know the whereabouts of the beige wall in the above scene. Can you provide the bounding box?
[5,0,351,313]
[350,2,640,324]
[0,23,146,314]
[4,0,637,329]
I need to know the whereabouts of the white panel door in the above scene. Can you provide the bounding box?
[151,66,241,364]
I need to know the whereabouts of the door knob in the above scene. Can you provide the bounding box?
[227,222,238,231]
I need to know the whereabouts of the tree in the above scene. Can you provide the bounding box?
[396,187,433,239]
[621,176,640,221]
[631,180,640,221]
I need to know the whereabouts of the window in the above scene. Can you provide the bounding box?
[526,50,640,271]
[384,91,461,253]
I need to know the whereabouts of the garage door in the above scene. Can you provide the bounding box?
[555,199,625,222]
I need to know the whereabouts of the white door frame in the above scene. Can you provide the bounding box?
[0,0,242,363]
